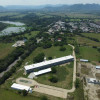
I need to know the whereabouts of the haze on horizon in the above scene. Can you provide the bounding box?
[0,0,100,6]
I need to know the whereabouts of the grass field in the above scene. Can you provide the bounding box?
[36,62,73,89]
[78,46,100,62]
[0,12,20,17]
[23,31,39,39]
[68,80,84,100]
[66,18,81,22]
[22,45,72,65]
[81,33,100,41]
[0,88,63,100]
[0,43,15,59]
[75,35,100,47]
[67,13,100,18]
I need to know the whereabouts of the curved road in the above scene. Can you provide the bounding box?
[16,44,76,98]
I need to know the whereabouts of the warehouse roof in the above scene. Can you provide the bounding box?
[28,68,51,79]
[34,68,51,76]
[24,55,74,71]
[11,83,31,91]
[80,59,88,62]
[96,66,100,69]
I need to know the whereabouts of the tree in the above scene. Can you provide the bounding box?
[22,90,28,96]
[75,78,80,88]
[33,53,45,63]
[43,42,52,49]
[18,90,21,94]
[49,75,58,83]
[51,67,57,73]
[59,46,66,51]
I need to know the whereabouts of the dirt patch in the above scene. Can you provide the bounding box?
[96,89,100,99]
[81,64,90,75]
[95,73,100,80]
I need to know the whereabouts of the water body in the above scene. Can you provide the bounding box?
[0,21,26,36]
[0,21,25,26]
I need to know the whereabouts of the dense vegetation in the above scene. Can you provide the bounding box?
[0,22,8,31]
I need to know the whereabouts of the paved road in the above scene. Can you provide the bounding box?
[0,57,20,78]
[16,44,76,98]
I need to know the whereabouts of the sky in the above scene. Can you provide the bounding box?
[0,0,100,6]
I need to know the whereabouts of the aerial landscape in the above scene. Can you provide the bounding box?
[1,0,100,100]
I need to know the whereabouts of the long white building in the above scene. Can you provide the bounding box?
[11,83,32,92]
[24,55,74,74]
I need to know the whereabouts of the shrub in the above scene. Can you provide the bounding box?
[41,96,48,100]
[59,46,66,51]
[33,53,45,63]
[48,56,52,60]
[22,90,28,96]
[49,75,58,83]
[51,67,57,73]
[75,78,80,88]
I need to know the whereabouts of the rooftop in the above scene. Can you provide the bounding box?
[25,55,74,71]
[11,83,31,91]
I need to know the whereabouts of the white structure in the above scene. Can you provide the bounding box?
[12,40,25,47]
[28,68,51,79]
[87,78,100,84]
[80,59,88,62]
[96,66,100,69]
[34,68,51,76]
[11,83,32,92]
[25,55,74,74]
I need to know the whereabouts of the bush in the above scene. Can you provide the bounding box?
[75,78,80,88]
[59,46,66,51]
[33,53,45,63]
[18,90,21,94]
[48,56,52,60]
[22,90,28,96]
[49,75,58,83]
[43,42,52,49]
[41,96,48,100]
[51,67,57,73]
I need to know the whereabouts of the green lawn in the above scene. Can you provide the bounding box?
[0,88,63,100]
[23,45,72,65]
[66,19,81,22]
[0,88,40,100]
[75,35,100,47]
[78,46,100,62]
[68,80,84,100]
[81,33,100,41]
[36,62,73,89]
[0,43,15,59]
[24,31,39,39]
